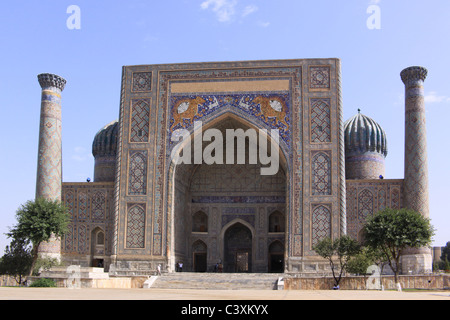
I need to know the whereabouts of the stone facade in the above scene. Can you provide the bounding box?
[40,60,432,276]
[346,179,403,241]
[108,59,346,274]
[60,182,115,268]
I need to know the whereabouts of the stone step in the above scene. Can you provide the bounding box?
[150,273,284,290]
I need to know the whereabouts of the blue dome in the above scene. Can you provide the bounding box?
[344,110,388,157]
[92,120,119,158]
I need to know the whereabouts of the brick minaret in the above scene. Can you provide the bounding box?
[400,66,431,273]
[401,66,429,218]
[36,73,66,259]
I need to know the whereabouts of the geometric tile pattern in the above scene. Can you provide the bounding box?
[92,191,106,220]
[401,66,429,218]
[128,151,148,195]
[36,73,66,206]
[404,103,429,216]
[78,225,87,254]
[311,152,332,195]
[61,183,114,257]
[311,205,331,247]
[390,187,400,210]
[64,190,75,217]
[64,224,74,252]
[310,66,330,89]
[357,189,373,221]
[346,180,404,241]
[377,188,386,211]
[132,72,152,92]
[78,191,89,219]
[126,204,146,249]
[36,93,63,201]
[130,99,150,142]
[311,99,331,143]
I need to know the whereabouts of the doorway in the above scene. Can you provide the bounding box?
[268,241,284,273]
[224,222,252,273]
[192,240,207,272]
[194,253,207,272]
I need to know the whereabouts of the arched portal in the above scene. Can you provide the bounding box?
[168,113,288,273]
[224,222,253,273]
[91,227,105,268]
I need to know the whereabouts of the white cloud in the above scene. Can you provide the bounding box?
[424,91,450,104]
[200,0,238,22]
[242,5,258,17]
[200,1,261,23]
[257,21,270,28]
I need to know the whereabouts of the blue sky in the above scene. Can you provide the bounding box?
[0,0,449,252]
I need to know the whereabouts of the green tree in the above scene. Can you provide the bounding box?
[441,242,450,262]
[313,235,361,288]
[363,208,434,285]
[6,198,70,276]
[0,238,33,285]
[347,246,373,276]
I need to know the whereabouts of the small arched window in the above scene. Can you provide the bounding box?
[192,211,208,233]
[268,211,285,233]
[97,231,105,245]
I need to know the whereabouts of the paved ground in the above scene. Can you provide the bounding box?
[0,287,449,300]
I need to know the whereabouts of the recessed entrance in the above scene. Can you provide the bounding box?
[224,223,252,273]
[171,114,288,273]
[268,241,284,273]
[194,253,207,272]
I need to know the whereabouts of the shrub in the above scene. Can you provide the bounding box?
[29,278,56,287]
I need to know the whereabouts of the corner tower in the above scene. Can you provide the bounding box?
[400,66,432,273]
[401,66,429,218]
[36,73,66,259]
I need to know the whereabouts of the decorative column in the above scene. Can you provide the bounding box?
[400,66,432,273]
[36,73,67,259]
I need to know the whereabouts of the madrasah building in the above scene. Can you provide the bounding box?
[34,59,432,275]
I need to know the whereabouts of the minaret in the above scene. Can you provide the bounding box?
[36,73,66,259]
[401,66,429,218]
[400,66,432,273]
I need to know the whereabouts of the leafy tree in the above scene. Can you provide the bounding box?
[347,246,373,276]
[363,208,434,285]
[6,198,70,276]
[0,238,33,285]
[313,235,361,288]
[441,242,450,262]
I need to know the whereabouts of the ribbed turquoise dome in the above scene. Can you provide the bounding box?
[344,110,388,157]
[92,120,119,158]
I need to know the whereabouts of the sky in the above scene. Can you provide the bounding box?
[0,0,449,252]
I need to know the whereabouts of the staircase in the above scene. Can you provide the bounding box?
[150,273,284,290]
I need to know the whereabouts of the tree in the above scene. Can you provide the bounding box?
[441,242,450,263]
[6,198,70,276]
[363,208,434,285]
[347,246,373,276]
[0,238,33,285]
[313,235,361,288]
